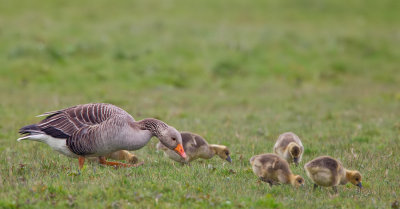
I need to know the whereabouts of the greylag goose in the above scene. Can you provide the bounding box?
[304,156,362,193]
[156,132,231,164]
[250,153,304,187]
[273,132,304,166]
[18,103,186,169]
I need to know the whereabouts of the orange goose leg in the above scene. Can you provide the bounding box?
[98,156,144,168]
[78,156,85,169]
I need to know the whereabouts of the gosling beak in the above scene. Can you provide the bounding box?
[294,158,299,166]
[226,155,232,163]
[357,182,362,189]
[174,144,187,159]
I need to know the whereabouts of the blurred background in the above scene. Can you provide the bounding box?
[1,0,399,149]
[1,0,398,96]
[1,0,399,147]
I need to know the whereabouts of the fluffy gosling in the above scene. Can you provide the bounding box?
[304,156,362,193]
[250,153,304,187]
[273,132,304,166]
[105,150,138,164]
[157,132,231,164]
[88,150,138,164]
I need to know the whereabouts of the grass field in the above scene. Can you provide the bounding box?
[1,0,399,208]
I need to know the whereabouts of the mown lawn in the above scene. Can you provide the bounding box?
[0,0,399,208]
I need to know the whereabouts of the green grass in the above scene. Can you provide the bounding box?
[0,0,399,208]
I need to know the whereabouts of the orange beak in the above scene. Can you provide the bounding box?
[174,144,187,159]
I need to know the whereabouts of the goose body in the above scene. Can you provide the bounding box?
[18,103,186,168]
[273,132,304,165]
[156,132,231,164]
[304,156,362,192]
[250,153,304,187]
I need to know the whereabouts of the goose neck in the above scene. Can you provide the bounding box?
[136,118,168,137]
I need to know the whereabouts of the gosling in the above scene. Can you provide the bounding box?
[105,150,138,164]
[250,153,304,187]
[273,132,304,166]
[304,156,362,193]
[88,150,138,164]
[157,132,231,164]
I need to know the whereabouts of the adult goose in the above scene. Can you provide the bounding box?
[17,103,186,169]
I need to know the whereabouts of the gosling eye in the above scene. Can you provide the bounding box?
[225,151,229,155]
[298,180,302,183]
[355,178,359,181]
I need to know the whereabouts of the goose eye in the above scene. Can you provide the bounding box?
[298,180,302,183]
[172,137,176,141]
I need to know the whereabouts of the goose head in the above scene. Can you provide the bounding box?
[158,126,186,159]
[138,118,186,159]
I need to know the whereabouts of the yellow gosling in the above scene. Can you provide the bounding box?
[88,150,138,164]
[273,132,304,166]
[304,156,362,193]
[250,153,304,187]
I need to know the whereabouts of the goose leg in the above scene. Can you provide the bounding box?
[259,177,273,187]
[78,156,85,170]
[98,156,143,168]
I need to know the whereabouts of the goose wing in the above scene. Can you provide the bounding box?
[35,103,130,138]
[32,103,133,155]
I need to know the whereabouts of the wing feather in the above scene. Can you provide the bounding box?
[27,103,134,156]
[36,103,128,138]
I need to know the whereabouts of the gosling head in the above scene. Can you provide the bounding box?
[290,175,305,187]
[213,145,232,163]
[158,126,187,159]
[288,142,301,166]
[346,170,362,189]
[128,155,139,164]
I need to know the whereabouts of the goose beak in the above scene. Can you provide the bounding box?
[357,182,362,189]
[174,144,187,159]
[226,155,232,163]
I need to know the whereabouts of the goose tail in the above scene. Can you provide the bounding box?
[17,124,43,141]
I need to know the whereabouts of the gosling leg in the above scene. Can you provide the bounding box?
[332,186,338,193]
